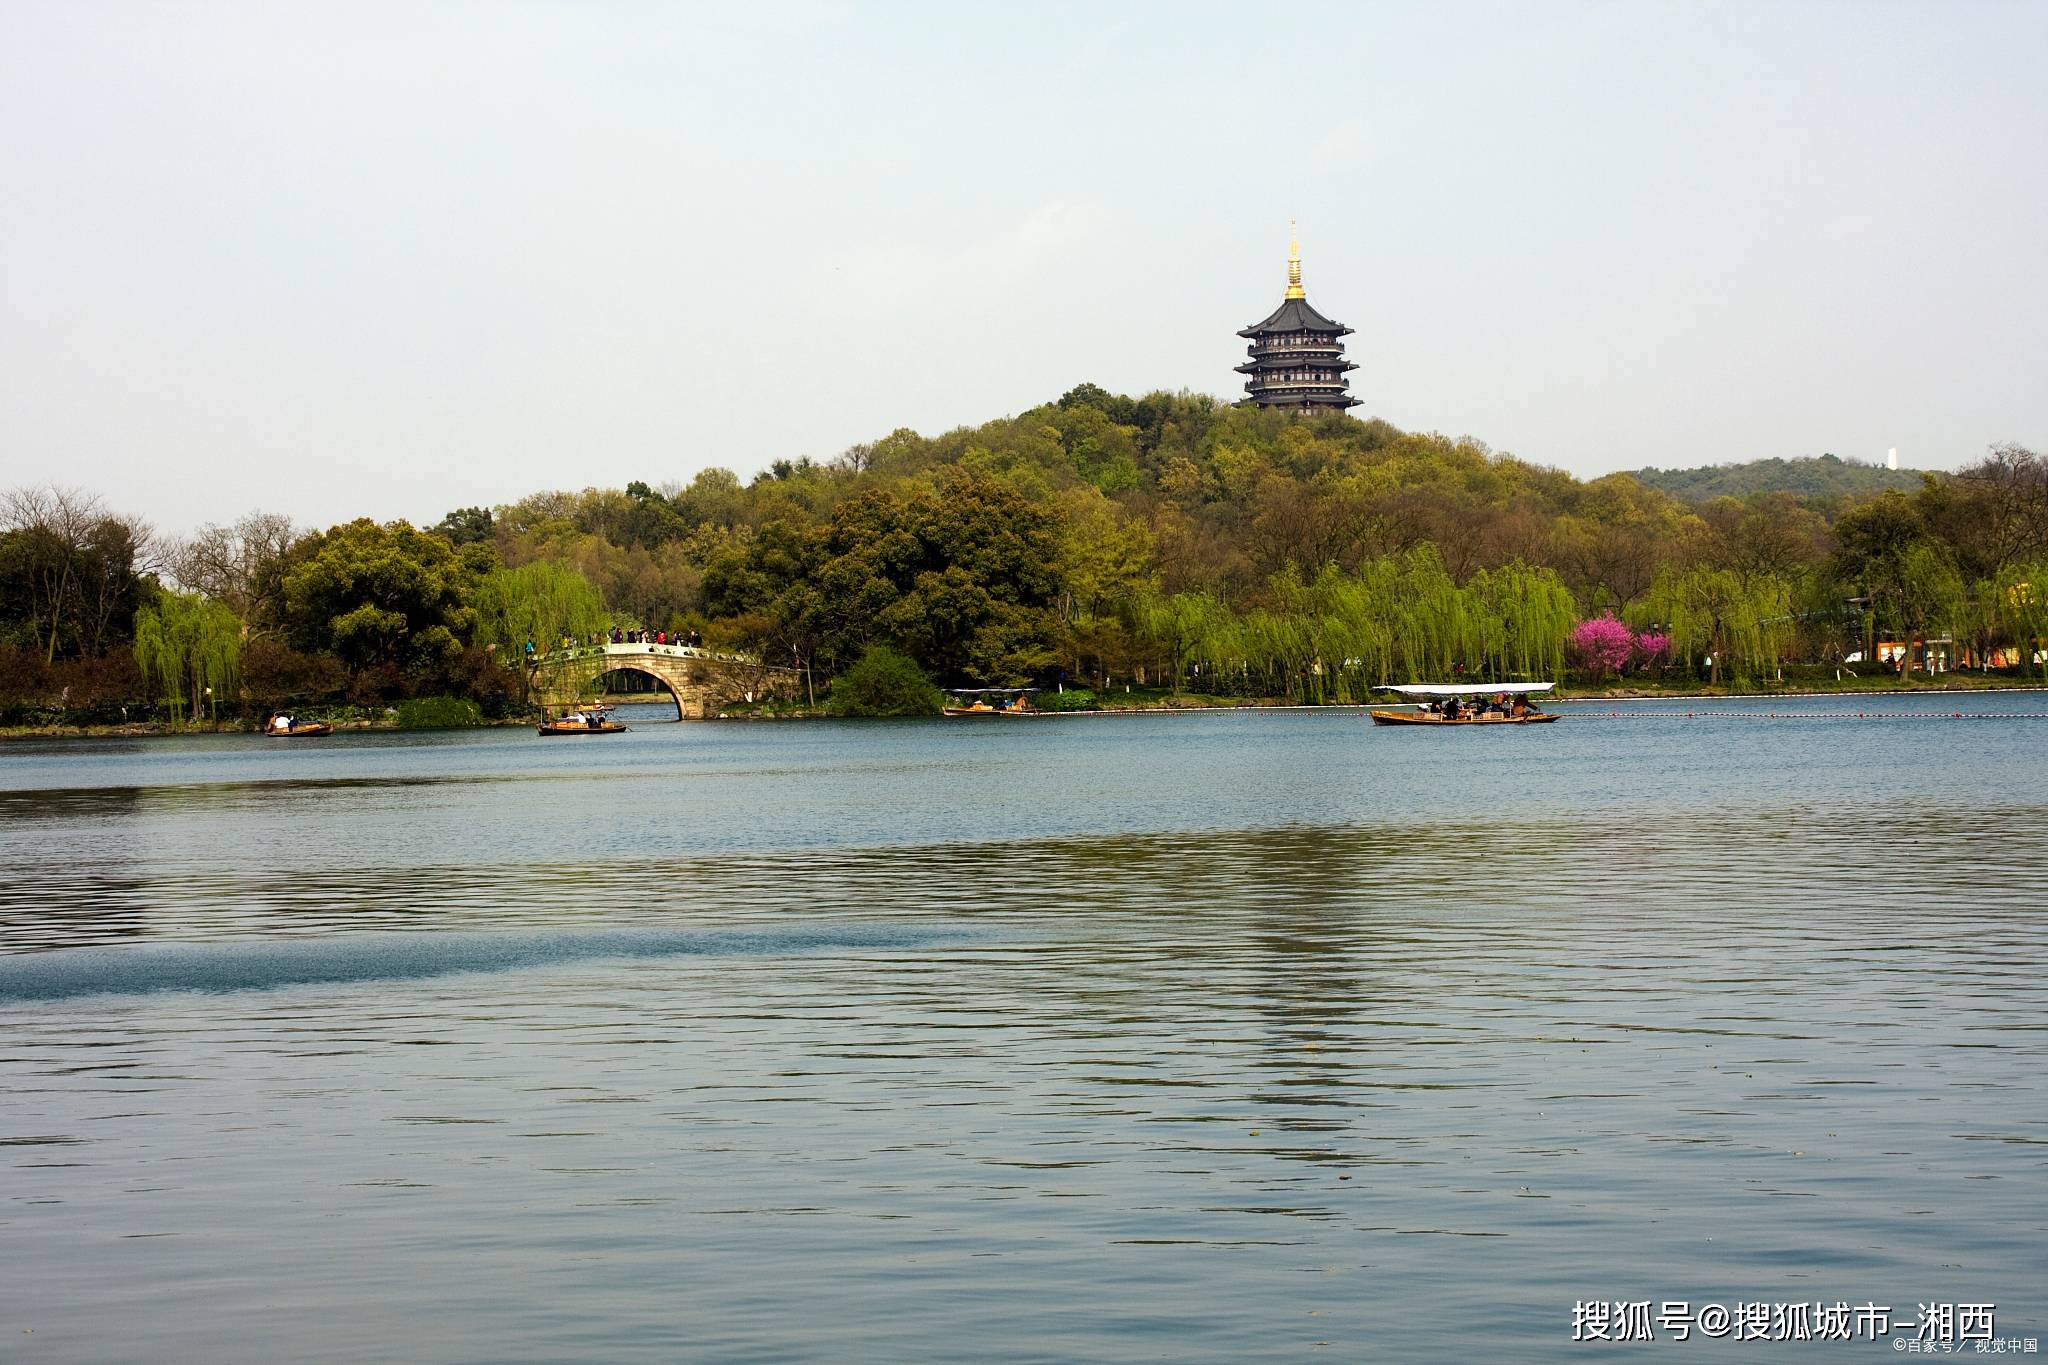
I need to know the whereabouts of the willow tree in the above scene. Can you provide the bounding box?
[1383,547,1468,682]
[1240,606,1316,702]
[1723,571,1797,680]
[1130,589,1236,694]
[1309,564,1395,699]
[1642,565,1743,684]
[473,560,608,656]
[1643,565,1798,683]
[1894,542,1965,677]
[133,592,241,723]
[1467,561,1575,680]
[1992,563,2048,680]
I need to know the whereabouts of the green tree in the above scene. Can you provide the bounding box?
[1642,564,1795,684]
[1,486,156,661]
[1991,563,2048,680]
[281,519,490,675]
[473,561,607,656]
[731,472,1064,685]
[829,645,945,717]
[1830,492,1963,677]
[174,511,300,637]
[133,592,241,723]
[430,506,496,547]
[1131,588,1236,694]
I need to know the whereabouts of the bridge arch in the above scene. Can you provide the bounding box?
[527,643,802,721]
[594,664,684,721]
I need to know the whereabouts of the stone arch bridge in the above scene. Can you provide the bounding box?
[528,643,801,720]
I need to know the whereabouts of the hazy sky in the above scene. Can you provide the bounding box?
[4,1,2045,536]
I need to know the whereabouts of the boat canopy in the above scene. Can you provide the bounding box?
[1381,683,1556,697]
[944,687,1041,695]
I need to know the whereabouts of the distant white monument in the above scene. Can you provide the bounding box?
[1887,447,1899,471]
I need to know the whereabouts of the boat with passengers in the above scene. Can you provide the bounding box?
[942,688,1041,717]
[538,703,628,735]
[1369,683,1559,726]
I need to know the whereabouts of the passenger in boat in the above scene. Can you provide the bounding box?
[1510,696,1528,719]
[270,714,293,733]
[1443,697,1463,721]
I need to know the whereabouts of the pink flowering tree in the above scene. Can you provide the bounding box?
[1568,615,1635,680]
[1632,631,1672,674]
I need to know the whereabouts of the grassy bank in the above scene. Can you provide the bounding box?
[12,673,2043,736]
[718,672,2047,719]
[1,703,539,741]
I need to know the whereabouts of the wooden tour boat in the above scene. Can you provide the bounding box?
[264,717,334,737]
[538,708,628,735]
[1369,683,1560,727]
[942,688,1041,717]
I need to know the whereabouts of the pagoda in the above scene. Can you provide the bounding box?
[1236,225,1359,412]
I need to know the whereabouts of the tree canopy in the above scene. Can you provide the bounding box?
[281,519,491,673]
[8,391,2047,723]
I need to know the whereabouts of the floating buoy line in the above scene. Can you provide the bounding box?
[1564,709,2048,721]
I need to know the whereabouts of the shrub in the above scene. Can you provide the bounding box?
[1036,688,1097,712]
[413,645,525,717]
[242,639,347,712]
[829,646,945,717]
[1568,615,1634,679]
[347,664,406,705]
[395,695,483,729]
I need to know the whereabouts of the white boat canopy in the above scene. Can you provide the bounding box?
[1381,683,1556,697]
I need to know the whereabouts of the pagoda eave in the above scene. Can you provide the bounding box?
[1236,323,1354,340]
[1236,359,1357,374]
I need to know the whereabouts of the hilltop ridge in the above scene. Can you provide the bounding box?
[1632,453,1931,502]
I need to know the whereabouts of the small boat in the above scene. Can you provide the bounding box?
[1369,683,1560,726]
[537,710,628,735]
[264,718,334,737]
[942,687,1042,717]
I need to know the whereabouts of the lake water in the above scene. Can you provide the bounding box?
[2,696,2044,1360]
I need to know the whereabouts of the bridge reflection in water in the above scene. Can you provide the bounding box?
[527,643,800,719]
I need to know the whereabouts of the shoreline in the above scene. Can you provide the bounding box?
[7,681,2045,740]
[0,716,538,742]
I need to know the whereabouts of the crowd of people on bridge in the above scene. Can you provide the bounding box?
[603,627,702,648]
[526,629,704,660]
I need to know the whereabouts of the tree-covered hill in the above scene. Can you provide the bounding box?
[1633,453,1931,502]
[5,391,2046,723]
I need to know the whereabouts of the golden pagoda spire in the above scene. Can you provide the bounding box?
[1285,220,1304,299]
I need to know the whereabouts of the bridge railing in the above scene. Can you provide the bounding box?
[529,643,761,667]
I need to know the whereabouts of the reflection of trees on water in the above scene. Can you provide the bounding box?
[890,822,1578,1170]
[7,796,2025,974]
[0,784,155,951]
